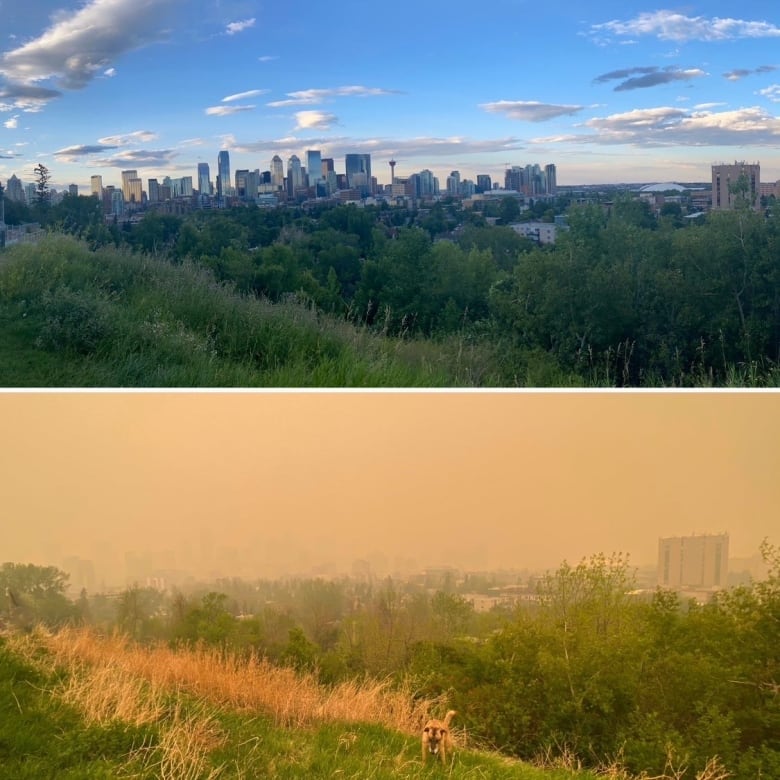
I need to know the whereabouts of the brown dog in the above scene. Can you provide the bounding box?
[421,709,456,764]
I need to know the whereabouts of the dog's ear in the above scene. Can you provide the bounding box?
[423,726,430,733]
[440,729,447,736]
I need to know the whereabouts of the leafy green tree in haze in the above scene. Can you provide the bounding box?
[0,562,75,626]
[116,585,165,639]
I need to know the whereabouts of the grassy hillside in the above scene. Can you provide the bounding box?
[0,627,599,780]
[0,236,503,387]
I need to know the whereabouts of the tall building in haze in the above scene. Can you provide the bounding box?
[90,175,103,198]
[657,533,729,595]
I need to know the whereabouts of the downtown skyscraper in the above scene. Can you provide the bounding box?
[197,163,211,198]
[345,154,371,195]
[216,151,230,200]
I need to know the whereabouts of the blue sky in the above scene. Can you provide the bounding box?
[2,0,780,193]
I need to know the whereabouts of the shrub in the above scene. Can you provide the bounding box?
[35,285,114,354]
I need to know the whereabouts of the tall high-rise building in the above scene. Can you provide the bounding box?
[171,176,193,198]
[121,169,138,202]
[345,153,372,194]
[712,161,760,210]
[127,177,143,205]
[505,166,524,192]
[68,184,78,196]
[270,155,284,188]
[418,169,435,198]
[476,174,492,193]
[110,188,124,216]
[197,163,211,197]
[217,150,230,199]
[658,534,729,593]
[234,169,249,198]
[6,174,24,202]
[306,150,322,189]
[90,175,103,198]
[544,164,557,196]
[147,178,160,203]
[446,170,461,196]
[286,155,303,196]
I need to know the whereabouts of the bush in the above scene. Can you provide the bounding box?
[35,286,114,354]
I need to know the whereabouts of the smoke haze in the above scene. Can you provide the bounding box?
[1,392,777,587]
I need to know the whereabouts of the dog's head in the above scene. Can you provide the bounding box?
[423,724,447,754]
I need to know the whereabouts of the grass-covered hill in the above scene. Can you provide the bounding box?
[0,236,504,387]
[0,627,600,780]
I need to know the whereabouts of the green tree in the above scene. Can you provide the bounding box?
[33,163,51,216]
[0,562,75,626]
[498,196,521,224]
[116,585,164,639]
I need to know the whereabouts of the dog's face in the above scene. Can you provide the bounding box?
[422,723,447,755]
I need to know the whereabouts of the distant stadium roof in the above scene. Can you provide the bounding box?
[639,182,687,193]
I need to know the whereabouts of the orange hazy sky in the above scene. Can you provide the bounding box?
[1,392,778,583]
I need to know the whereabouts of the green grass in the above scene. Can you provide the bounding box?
[0,640,153,779]
[0,236,497,387]
[0,634,598,780]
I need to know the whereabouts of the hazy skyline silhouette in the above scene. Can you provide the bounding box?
[2,392,777,588]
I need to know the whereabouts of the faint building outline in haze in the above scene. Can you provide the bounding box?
[657,532,729,602]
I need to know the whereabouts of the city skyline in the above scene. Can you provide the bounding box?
[2,2,780,191]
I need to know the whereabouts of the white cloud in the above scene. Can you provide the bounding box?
[531,105,780,148]
[222,89,268,102]
[592,10,780,43]
[0,0,178,89]
[0,83,61,112]
[225,134,524,160]
[758,85,780,103]
[3,115,18,129]
[54,143,119,161]
[268,85,400,108]
[479,100,584,122]
[225,18,255,35]
[93,148,178,167]
[258,55,278,63]
[205,104,255,116]
[104,67,117,78]
[294,110,337,130]
[98,130,157,145]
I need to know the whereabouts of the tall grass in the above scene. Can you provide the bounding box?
[0,235,495,386]
[4,627,731,779]
[12,626,437,735]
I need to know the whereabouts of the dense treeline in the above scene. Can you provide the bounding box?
[6,192,780,385]
[3,543,778,778]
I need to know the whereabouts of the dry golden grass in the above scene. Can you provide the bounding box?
[19,626,436,735]
[58,662,167,727]
[130,702,226,780]
[8,628,227,779]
